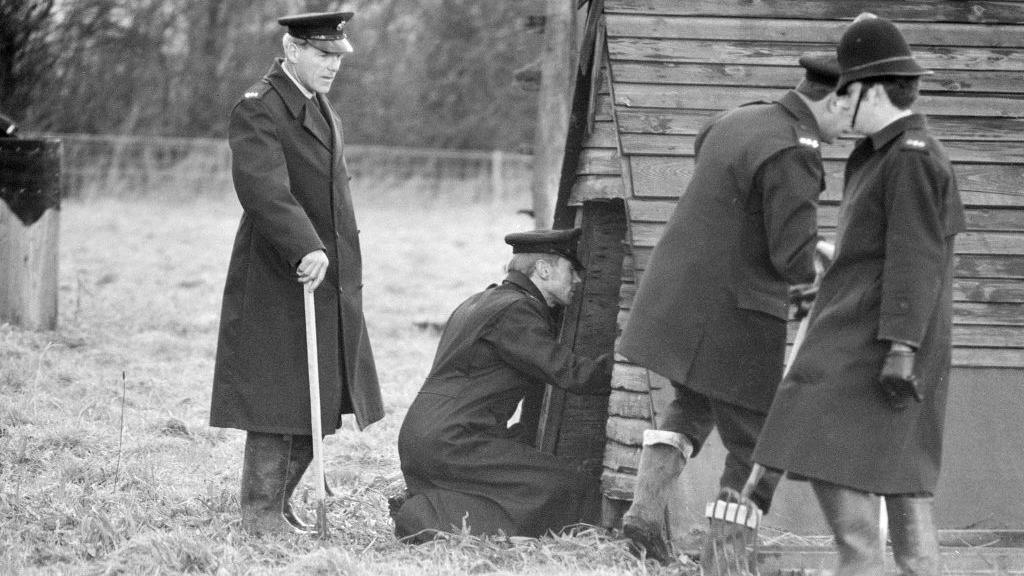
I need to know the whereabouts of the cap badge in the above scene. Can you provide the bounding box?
[336,22,345,31]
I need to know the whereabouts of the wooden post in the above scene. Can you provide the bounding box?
[490,149,504,202]
[529,0,576,228]
[0,139,62,330]
[536,200,627,523]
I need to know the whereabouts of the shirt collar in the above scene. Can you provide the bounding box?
[280,60,315,100]
[265,60,314,120]
[867,113,927,150]
[503,270,549,307]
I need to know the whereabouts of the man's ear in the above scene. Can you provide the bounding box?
[534,258,551,280]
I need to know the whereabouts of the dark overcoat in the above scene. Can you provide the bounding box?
[210,60,383,434]
[754,114,965,494]
[618,92,824,413]
[395,272,611,538]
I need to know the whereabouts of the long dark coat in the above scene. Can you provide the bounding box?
[754,114,965,494]
[210,60,383,434]
[395,272,611,538]
[618,92,824,413]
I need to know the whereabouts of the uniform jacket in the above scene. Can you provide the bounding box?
[754,114,965,494]
[210,60,383,434]
[618,91,825,413]
[396,272,610,537]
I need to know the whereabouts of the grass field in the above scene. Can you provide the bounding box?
[0,188,686,575]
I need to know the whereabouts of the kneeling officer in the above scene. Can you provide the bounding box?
[392,228,613,541]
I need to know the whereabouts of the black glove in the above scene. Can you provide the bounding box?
[878,349,922,408]
[789,283,817,320]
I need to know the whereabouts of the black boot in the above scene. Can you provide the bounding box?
[283,435,315,533]
[811,481,884,576]
[240,432,300,535]
[622,430,691,564]
[887,496,940,576]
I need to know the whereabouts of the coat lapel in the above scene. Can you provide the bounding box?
[264,60,332,151]
[302,98,332,151]
[317,94,347,180]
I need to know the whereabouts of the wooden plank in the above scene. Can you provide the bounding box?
[604,15,1024,48]
[616,108,1024,141]
[601,468,637,500]
[611,361,669,392]
[612,83,1024,118]
[607,389,656,420]
[612,61,1024,94]
[627,246,1024,279]
[570,174,626,203]
[620,133,1024,164]
[619,277,1024,307]
[605,415,651,446]
[629,157,1024,207]
[630,222,1024,256]
[577,147,621,175]
[955,302,1024,325]
[953,346,1024,367]
[603,439,642,474]
[608,38,1024,72]
[956,278,1024,302]
[788,323,1024,348]
[603,0,1024,24]
[584,120,619,148]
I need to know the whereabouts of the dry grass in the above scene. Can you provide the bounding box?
[0,182,694,575]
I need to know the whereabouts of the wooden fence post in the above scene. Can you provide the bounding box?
[490,149,504,202]
[0,138,62,330]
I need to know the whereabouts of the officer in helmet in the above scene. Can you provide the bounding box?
[754,14,965,575]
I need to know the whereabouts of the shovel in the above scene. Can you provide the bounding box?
[701,240,834,575]
[304,287,330,538]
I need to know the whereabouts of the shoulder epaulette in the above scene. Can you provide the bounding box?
[739,100,771,108]
[791,125,820,150]
[900,131,930,153]
[241,80,271,101]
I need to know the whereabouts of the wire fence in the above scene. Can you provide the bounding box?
[40,133,534,204]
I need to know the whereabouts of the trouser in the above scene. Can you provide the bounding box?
[660,383,781,512]
[812,480,940,576]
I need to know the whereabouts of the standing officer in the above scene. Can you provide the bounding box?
[210,11,383,535]
[616,55,852,562]
[754,14,965,576]
[392,229,613,541]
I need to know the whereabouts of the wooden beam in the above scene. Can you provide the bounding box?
[538,200,627,458]
[603,0,1024,24]
[530,0,577,228]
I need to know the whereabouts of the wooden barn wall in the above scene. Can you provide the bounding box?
[587,0,1024,532]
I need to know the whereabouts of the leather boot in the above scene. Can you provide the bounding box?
[282,435,315,533]
[887,496,940,576]
[622,430,692,564]
[811,481,884,576]
[240,431,300,535]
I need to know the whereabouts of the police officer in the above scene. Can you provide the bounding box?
[391,229,613,541]
[616,55,852,562]
[209,11,383,535]
[754,14,966,575]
